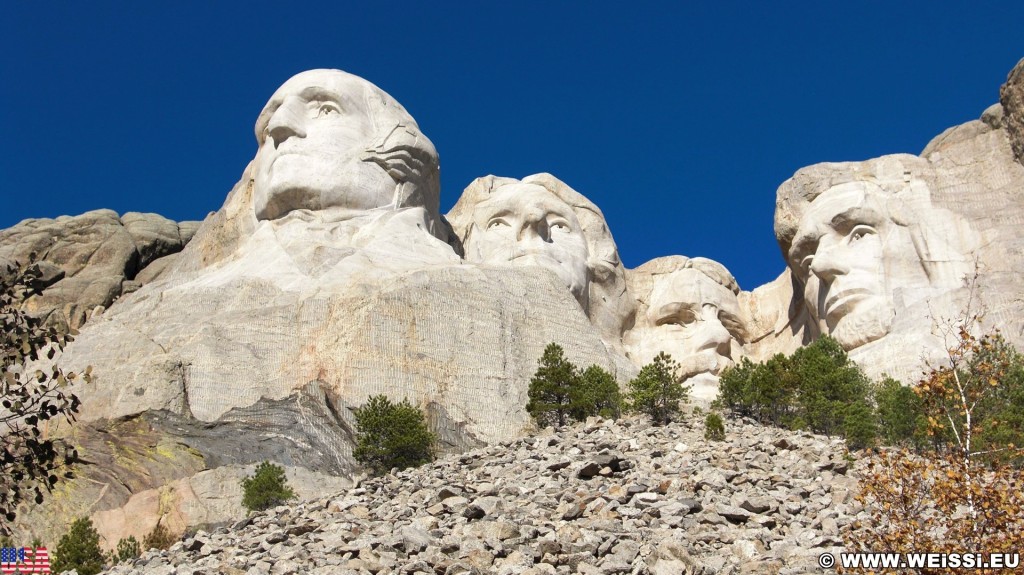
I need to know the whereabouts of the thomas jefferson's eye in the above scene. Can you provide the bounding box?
[315,102,342,118]
[849,225,876,242]
[549,220,571,232]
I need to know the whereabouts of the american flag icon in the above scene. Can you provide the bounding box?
[0,547,50,574]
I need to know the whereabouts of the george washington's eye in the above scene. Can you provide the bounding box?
[849,224,876,242]
[549,220,571,232]
[315,102,342,118]
[487,218,510,229]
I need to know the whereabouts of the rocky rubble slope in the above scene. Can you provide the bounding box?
[98,414,859,575]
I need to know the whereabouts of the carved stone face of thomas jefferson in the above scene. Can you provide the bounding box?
[787,181,914,349]
[465,183,590,303]
[253,70,414,221]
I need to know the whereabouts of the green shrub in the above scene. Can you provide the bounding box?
[353,395,436,475]
[627,352,689,425]
[717,354,801,428]
[715,336,874,446]
[842,400,877,450]
[874,376,927,448]
[571,364,622,421]
[704,412,725,441]
[526,344,623,427]
[240,461,296,512]
[142,523,177,551]
[52,517,105,575]
[109,535,140,564]
[790,337,873,437]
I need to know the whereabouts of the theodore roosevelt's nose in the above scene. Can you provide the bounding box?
[695,305,733,357]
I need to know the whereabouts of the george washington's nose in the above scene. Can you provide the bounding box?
[265,97,307,148]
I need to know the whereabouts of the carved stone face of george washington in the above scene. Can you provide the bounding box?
[252,69,437,223]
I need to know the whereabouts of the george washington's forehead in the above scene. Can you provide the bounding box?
[253,69,407,145]
[269,70,369,104]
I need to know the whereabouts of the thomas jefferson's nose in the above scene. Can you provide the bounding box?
[266,97,307,148]
[809,240,850,283]
[516,207,551,243]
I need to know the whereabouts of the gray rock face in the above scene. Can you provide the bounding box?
[0,209,200,329]
[9,382,357,549]
[1001,58,1024,166]
[60,264,625,434]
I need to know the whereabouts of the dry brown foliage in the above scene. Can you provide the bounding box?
[845,315,1024,574]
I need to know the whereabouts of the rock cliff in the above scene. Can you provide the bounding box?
[5,60,1024,549]
[0,210,200,330]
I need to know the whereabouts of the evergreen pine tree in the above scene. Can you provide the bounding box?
[240,461,296,512]
[353,395,436,475]
[571,364,622,421]
[526,343,578,428]
[52,517,105,575]
[628,352,689,425]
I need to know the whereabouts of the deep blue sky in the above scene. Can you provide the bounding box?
[2,3,1022,290]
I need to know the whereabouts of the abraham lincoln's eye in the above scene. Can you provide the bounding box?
[799,255,813,274]
[849,224,876,242]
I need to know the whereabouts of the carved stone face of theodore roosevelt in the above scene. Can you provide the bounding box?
[645,268,744,378]
[464,182,591,304]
